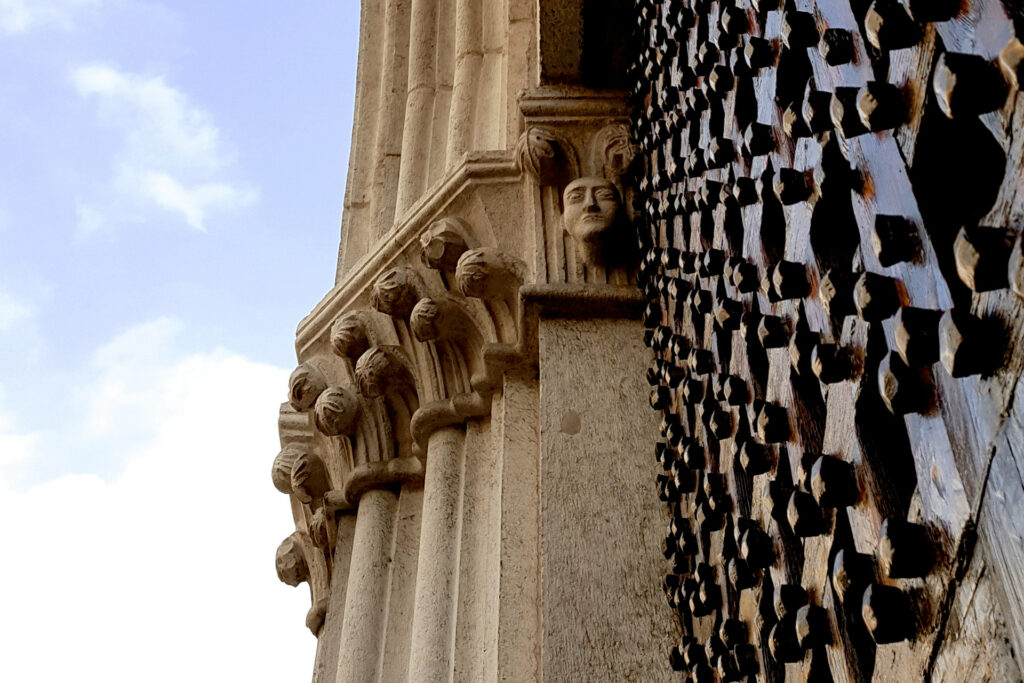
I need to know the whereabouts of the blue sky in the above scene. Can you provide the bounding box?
[0,1,360,678]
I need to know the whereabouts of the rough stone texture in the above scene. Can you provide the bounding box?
[539,318,678,681]
[495,370,542,682]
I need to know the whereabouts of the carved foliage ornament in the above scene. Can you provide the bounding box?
[272,445,332,504]
[330,311,371,360]
[288,362,328,412]
[275,531,329,636]
[272,445,302,494]
[313,385,361,437]
[276,532,310,587]
[516,125,579,187]
[290,450,331,504]
[590,123,638,182]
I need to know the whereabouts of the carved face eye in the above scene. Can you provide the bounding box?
[594,188,617,202]
[566,188,586,203]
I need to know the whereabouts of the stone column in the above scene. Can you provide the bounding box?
[406,426,466,682]
[395,0,439,219]
[368,0,411,238]
[446,0,482,168]
[335,487,399,683]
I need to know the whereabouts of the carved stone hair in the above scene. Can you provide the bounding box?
[330,311,371,360]
[288,363,329,412]
[276,532,310,587]
[313,385,361,436]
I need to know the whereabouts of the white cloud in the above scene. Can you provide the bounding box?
[137,171,257,231]
[72,63,257,233]
[0,319,315,681]
[0,0,101,34]
[0,287,32,333]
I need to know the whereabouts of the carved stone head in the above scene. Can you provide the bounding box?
[313,385,360,437]
[562,176,629,267]
[288,363,329,412]
[455,248,525,301]
[276,533,309,587]
[290,450,331,504]
[370,268,421,319]
[355,346,414,398]
[516,126,578,186]
[420,218,469,271]
[330,312,371,360]
[409,297,446,342]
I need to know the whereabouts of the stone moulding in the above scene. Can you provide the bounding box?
[517,86,632,120]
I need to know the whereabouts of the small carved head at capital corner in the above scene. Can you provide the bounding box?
[455,248,526,300]
[516,125,579,187]
[330,311,371,360]
[313,385,361,437]
[370,268,422,320]
[590,123,639,182]
[290,450,332,504]
[288,363,329,412]
[276,532,310,587]
[354,346,415,398]
[420,218,469,271]
[409,297,443,342]
[562,176,635,267]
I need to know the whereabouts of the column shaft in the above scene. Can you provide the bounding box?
[335,488,399,683]
[406,426,466,682]
[368,0,411,239]
[446,0,482,168]
[394,0,439,220]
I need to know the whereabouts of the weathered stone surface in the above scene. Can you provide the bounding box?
[539,318,677,681]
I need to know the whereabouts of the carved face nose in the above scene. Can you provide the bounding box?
[583,188,601,211]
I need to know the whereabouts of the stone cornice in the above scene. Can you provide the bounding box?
[518,87,631,120]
